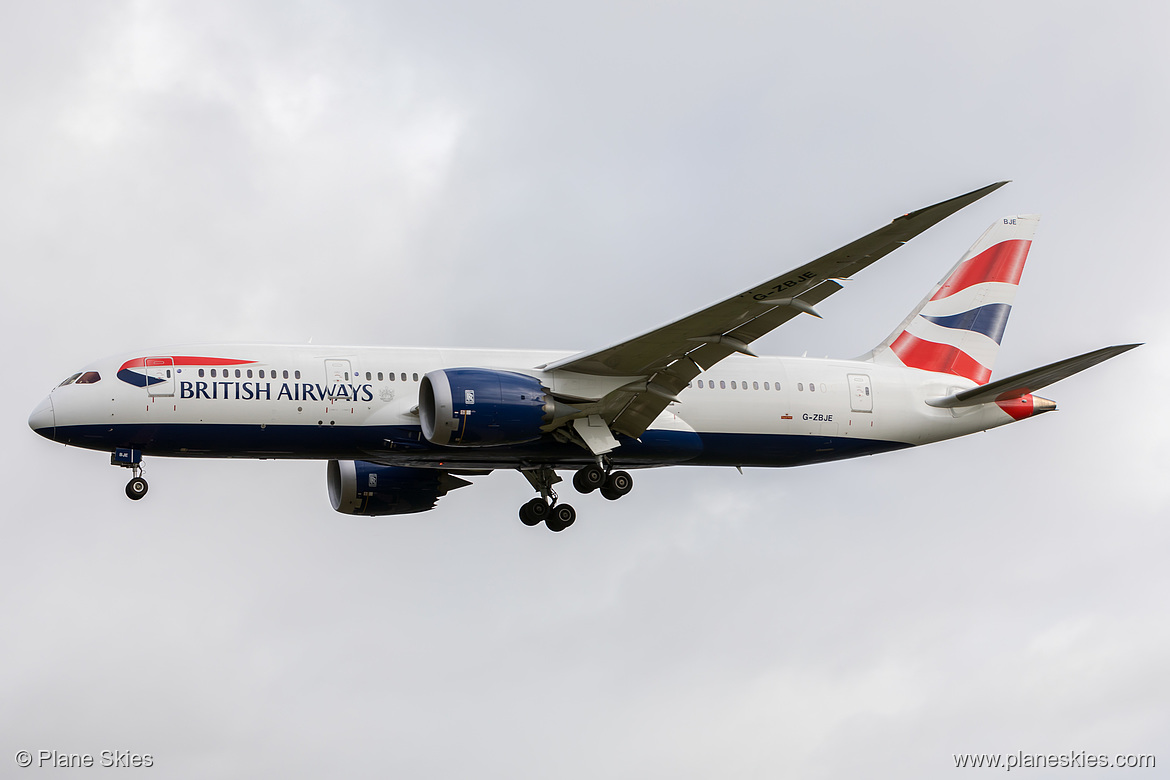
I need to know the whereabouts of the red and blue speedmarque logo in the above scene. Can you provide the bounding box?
[117,356,257,388]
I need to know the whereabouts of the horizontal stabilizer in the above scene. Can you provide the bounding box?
[926,344,1141,408]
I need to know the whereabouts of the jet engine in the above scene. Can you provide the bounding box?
[327,460,471,516]
[419,368,569,447]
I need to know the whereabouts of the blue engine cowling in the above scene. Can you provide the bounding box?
[327,460,471,516]
[419,368,558,447]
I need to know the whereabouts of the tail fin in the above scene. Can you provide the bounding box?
[866,215,1039,385]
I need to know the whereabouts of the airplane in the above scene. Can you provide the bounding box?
[28,182,1139,531]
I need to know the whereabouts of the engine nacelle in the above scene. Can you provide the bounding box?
[327,460,470,516]
[419,368,558,447]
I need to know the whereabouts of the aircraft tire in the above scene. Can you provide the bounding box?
[546,503,576,532]
[574,465,605,494]
[126,477,149,501]
[519,498,549,526]
[604,470,633,497]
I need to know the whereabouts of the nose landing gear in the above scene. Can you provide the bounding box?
[125,474,149,500]
[112,448,148,501]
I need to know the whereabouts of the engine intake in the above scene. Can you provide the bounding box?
[327,460,471,516]
[419,368,562,447]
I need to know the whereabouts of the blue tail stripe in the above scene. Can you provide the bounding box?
[921,303,1012,344]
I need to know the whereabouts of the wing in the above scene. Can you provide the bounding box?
[543,182,1008,439]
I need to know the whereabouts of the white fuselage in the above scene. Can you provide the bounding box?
[34,344,1022,471]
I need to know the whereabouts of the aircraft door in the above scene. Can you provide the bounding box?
[848,373,872,412]
[145,357,175,397]
[325,359,352,384]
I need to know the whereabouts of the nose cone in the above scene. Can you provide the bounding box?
[28,395,55,441]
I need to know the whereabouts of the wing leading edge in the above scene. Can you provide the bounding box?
[544,182,1009,439]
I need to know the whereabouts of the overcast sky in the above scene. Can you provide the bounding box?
[3,2,1167,777]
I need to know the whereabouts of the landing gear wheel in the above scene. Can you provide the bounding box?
[546,503,576,532]
[125,476,149,500]
[573,464,606,494]
[519,498,550,526]
[599,470,633,500]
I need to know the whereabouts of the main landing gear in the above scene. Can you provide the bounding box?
[518,466,576,532]
[571,463,633,501]
[519,461,634,532]
[519,497,577,533]
[112,448,148,501]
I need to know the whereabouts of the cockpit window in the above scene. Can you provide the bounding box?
[58,373,82,387]
[75,371,102,384]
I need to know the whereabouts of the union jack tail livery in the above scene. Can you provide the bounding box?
[867,215,1039,384]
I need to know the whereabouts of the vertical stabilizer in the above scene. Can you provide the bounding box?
[865,215,1039,385]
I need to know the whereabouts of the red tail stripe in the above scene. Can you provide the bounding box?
[930,239,1031,301]
[889,331,992,384]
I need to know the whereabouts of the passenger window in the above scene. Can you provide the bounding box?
[377,372,383,381]
[413,373,419,381]
[719,380,726,389]
[295,370,301,379]
[775,382,781,390]
[753,382,759,390]
[798,383,804,391]
[763,382,770,390]
[235,369,241,378]
[199,369,205,378]
[366,372,372,381]
[246,369,252,378]
[401,373,407,382]
[731,381,737,389]
[389,373,396,382]
[283,370,289,379]
[809,383,815,392]
[742,381,748,390]
[211,369,218,378]
[75,371,101,384]
[820,383,827,393]
[58,373,81,387]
